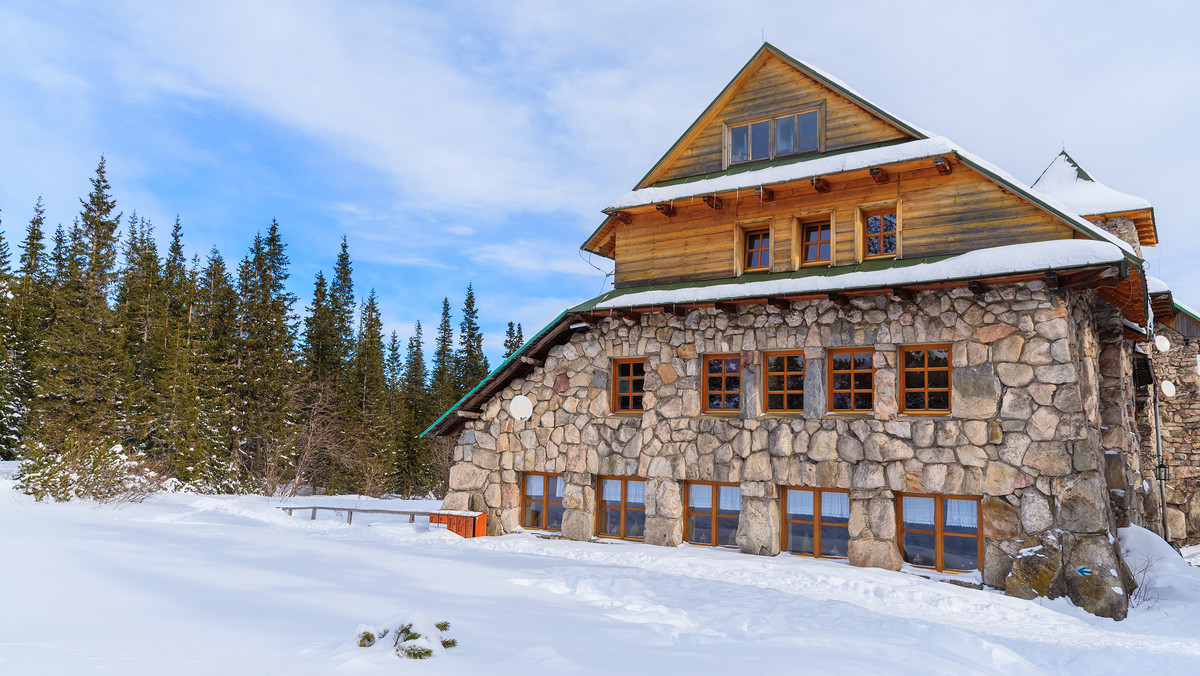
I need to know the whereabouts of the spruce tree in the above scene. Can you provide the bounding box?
[503,321,525,359]
[115,214,169,455]
[1,199,50,458]
[0,213,18,459]
[329,237,355,379]
[301,271,336,382]
[455,283,489,397]
[430,298,456,415]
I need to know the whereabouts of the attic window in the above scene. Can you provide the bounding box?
[728,109,820,165]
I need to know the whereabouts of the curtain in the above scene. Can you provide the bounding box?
[903,496,935,527]
[822,491,850,519]
[944,499,977,529]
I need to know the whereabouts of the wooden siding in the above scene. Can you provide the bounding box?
[613,161,1079,288]
[654,55,911,184]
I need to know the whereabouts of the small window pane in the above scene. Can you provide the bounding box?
[750,121,769,160]
[881,213,897,233]
[806,244,821,261]
[776,115,795,155]
[707,358,723,374]
[708,393,723,409]
[904,350,925,369]
[820,525,849,558]
[525,475,544,497]
[617,380,630,394]
[689,514,712,544]
[867,238,880,255]
[627,480,645,507]
[786,393,803,410]
[822,492,850,522]
[788,522,815,554]
[927,349,949,368]
[902,532,937,567]
[546,503,564,530]
[601,479,621,505]
[905,371,925,389]
[905,392,925,410]
[867,215,881,235]
[902,496,936,530]
[854,353,873,370]
[524,502,543,528]
[927,392,948,410]
[853,373,872,390]
[787,355,804,372]
[883,233,897,253]
[718,486,742,513]
[943,535,980,571]
[617,362,630,377]
[928,370,949,389]
[796,111,819,152]
[944,499,978,535]
[724,393,740,409]
[786,489,814,519]
[832,373,851,390]
[718,517,739,546]
[767,374,785,390]
[549,476,564,499]
[724,375,740,391]
[767,356,785,373]
[818,242,830,260]
[832,392,851,409]
[631,379,644,393]
[624,511,645,539]
[689,485,712,510]
[806,225,822,243]
[767,393,784,410]
[600,507,619,535]
[731,126,749,163]
[831,353,852,371]
[786,374,804,390]
[707,376,723,392]
[725,357,741,373]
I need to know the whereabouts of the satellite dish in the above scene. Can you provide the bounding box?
[509,395,533,421]
[1162,380,1177,398]
[1155,335,1171,353]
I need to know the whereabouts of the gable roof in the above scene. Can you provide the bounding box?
[1032,151,1157,246]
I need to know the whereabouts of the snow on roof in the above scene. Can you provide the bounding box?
[1147,276,1170,294]
[1031,151,1152,216]
[595,239,1124,309]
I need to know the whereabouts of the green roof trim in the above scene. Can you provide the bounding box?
[1173,301,1200,326]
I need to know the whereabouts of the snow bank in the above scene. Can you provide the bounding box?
[596,239,1124,309]
[1119,525,1200,605]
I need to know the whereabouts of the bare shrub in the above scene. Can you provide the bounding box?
[17,435,174,504]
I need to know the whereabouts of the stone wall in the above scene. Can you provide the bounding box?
[443,282,1134,617]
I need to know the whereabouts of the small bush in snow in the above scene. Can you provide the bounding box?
[355,612,457,660]
[356,631,375,647]
[16,436,173,504]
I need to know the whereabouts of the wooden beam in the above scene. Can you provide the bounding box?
[655,203,676,217]
[702,195,723,210]
[828,293,849,306]
[666,306,689,318]
[713,301,738,314]
[611,211,632,224]
[768,298,791,311]
[934,157,952,175]
[617,309,643,322]
[891,287,914,301]
[455,410,481,420]
[870,167,889,184]
[811,177,831,194]
[968,280,987,296]
[519,356,544,367]
[1045,271,1059,289]
[755,187,774,202]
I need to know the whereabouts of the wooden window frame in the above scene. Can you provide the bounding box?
[899,344,952,415]
[684,481,742,547]
[743,227,771,272]
[780,487,850,559]
[595,476,647,541]
[800,220,832,266]
[723,103,825,169]
[702,353,743,414]
[611,357,646,414]
[520,472,564,531]
[896,492,983,573]
[860,206,899,260]
[827,347,876,413]
[763,350,805,414]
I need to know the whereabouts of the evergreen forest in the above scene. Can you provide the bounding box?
[1,158,524,500]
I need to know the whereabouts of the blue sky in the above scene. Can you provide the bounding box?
[1,1,1197,363]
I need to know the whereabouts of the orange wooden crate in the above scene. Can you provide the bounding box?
[429,510,486,538]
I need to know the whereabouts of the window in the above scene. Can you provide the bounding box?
[829,348,874,412]
[522,473,564,531]
[782,488,850,558]
[612,358,646,413]
[744,228,770,271]
[704,354,742,413]
[897,494,982,572]
[801,221,831,265]
[729,109,820,165]
[901,345,951,414]
[596,477,646,540]
[685,482,741,547]
[764,351,805,413]
[862,209,898,259]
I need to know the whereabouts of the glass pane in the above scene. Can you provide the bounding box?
[767,393,784,410]
[943,536,980,571]
[787,522,815,554]
[524,502,543,528]
[820,525,849,558]
[831,353,852,371]
[787,355,804,372]
[767,374,785,391]
[832,373,851,390]
[832,392,851,410]
[601,479,621,505]
[731,125,749,163]
[786,393,803,410]
[927,392,948,410]
[821,492,850,523]
[786,374,804,390]
[928,349,949,368]
[818,242,829,260]
[718,517,739,547]
[616,395,628,410]
[905,392,925,410]
[796,111,819,152]
[881,213,897,233]
[854,393,872,410]
[750,121,769,160]
[928,371,949,389]
[905,371,926,389]
[883,233,896,253]
[624,510,645,539]
[708,393,724,409]
[724,375,740,391]
[904,350,925,369]
[805,225,821,243]
[767,355,785,373]
[631,379,644,393]
[902,496,936,530]
[724,393,740,409]
[806,243,822,261]
[867,237,880,255]
[689,514,712,545]
[627,480,645,507]
[867,215,881,234]
[707,376,723,392]
[600,507,619,535]
[747,251,761,268]
[617,362,630,377]
[689,485,712,510]
[546,503,564,530]
[707,358,723,374]
[718,486,742,514]
[724,357,741,374]
[776,115,795,155]
[853,373,872,390]
[632,362,645,376]
[944,499,978,535]
[548,476,564,499]
[902,532,937,567]
[525,474,544,498]
[854,352,873,370]
[617,380,630,394]
[786,489,814,519]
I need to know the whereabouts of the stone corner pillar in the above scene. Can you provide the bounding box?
[643,478,684,547]
[847,488,902,571]
[737,481,780,556]
[560,471,596,542]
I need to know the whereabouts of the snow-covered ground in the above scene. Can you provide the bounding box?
[2,460,1199,675]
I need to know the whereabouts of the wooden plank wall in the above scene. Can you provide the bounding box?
[655,56,911,184]
[613,163,1079,288]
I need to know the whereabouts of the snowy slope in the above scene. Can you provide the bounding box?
[1,462,1198,675]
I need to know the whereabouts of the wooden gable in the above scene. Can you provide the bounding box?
[640,45,919,188]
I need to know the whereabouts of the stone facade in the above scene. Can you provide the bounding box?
[442,281,1136,618]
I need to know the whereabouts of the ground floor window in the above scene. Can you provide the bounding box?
[685,482,741,547]
[781,487,849,558]
[897,493,982,572]
[522,473,564,531]
[596,477,646,540]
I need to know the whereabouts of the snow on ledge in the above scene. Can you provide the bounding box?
[1032,152,1152,216]
[1146,276,1170,294]
[595,240,1125,310]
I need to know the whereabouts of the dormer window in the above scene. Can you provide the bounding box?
[728,108,820,166]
